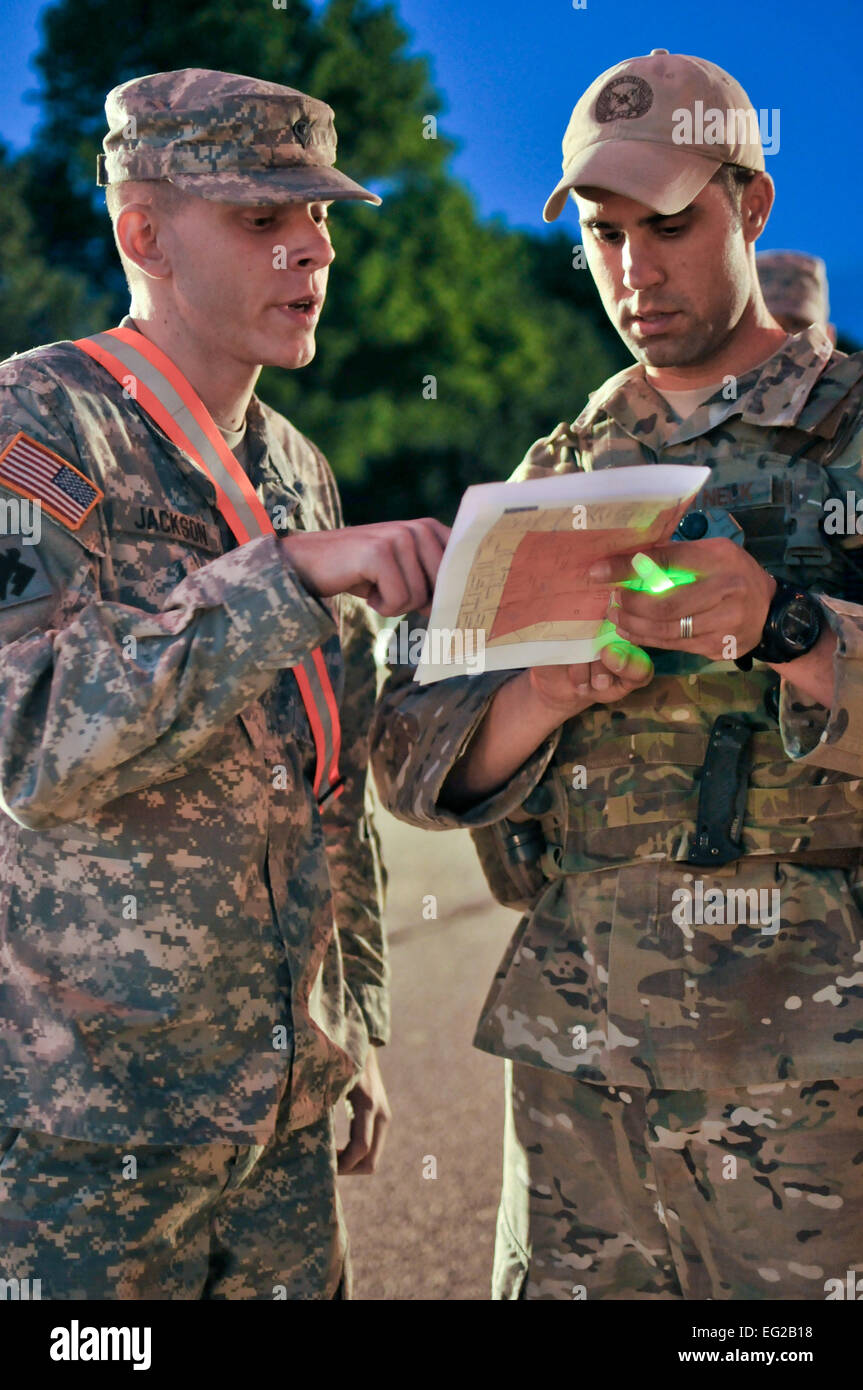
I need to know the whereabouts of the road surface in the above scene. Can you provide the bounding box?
[337,801,517,1300]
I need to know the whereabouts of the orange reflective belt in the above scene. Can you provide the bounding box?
[75,326,343,806]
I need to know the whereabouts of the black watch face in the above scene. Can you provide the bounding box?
[778,595,821,653]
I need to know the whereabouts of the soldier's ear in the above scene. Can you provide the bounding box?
[116,202,173,282]
[740,172,774,246]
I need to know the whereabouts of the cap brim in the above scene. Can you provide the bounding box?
[168,164,382,206]
[542,141,722,221]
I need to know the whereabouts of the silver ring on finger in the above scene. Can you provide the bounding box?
[680,614,694,639]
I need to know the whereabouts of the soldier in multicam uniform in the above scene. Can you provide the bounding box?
[372,50,863,1300]
[0,69,447,1299]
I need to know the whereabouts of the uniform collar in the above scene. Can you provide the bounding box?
[573,325,836,452]
[117,317,303,517]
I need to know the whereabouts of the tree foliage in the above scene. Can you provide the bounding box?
[4,0,629,521]
[0,144,112,358]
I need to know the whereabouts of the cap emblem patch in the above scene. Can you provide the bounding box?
[595,75,653,123]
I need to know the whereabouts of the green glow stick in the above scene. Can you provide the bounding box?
[630,552,674,592]
[617,554,699,592]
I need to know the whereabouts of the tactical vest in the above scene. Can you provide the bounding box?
[473,350,863,897]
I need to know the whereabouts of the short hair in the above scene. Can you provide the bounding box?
[104,180,186,290]
[709,163,758,222]
[104,178,185,223]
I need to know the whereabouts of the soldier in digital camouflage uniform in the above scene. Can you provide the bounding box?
[757,249,835,341]
[0,68,447,1299]
[372,50,863,1300]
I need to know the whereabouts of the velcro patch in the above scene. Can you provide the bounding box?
[0,432,103,530]
[0,534,52,607]
[695,476,773,510]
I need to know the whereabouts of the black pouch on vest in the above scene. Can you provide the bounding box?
[470,816,548,913]
[686,714,753,866]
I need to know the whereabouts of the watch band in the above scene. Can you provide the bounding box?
[734,580,821,669]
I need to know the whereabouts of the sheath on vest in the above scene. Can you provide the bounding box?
[473,350,863,906]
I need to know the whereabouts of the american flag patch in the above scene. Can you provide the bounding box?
[0,432,103,530]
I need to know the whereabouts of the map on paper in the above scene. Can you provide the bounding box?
[413,464,711,683]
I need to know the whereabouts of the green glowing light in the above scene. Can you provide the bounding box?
[631,552,673,591]
[606,638,645,659]
[618,553,698,593]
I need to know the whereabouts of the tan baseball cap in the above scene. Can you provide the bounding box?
[543,49,765,222]
[97,68,382,207]
[757,250,830,328]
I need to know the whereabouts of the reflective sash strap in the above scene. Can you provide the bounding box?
[77,330,260,538]
[74,328,343,806]
[294,647,342,804]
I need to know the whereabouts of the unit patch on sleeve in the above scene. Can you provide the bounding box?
[0,534,53,608]
[0,432,104,531]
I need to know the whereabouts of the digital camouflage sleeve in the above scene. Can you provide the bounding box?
[326,592,390,1045]
[291,432,390,1048]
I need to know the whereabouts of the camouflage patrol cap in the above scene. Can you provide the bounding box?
[97,67,382,207]
[757,250,830,329]
[543,49,765,222]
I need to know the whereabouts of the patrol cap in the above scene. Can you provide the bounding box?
[543,49,765,222]
[97,67,382,207]
[756,250,830,329]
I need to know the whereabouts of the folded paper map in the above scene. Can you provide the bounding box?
[413,464,711,683]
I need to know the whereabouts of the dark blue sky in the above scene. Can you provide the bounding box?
[2,0,861,336]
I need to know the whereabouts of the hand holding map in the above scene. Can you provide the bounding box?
[413,464,710,683]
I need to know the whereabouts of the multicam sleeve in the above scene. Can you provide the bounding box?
[778,595,863,773]
[323,593,389,1046]
[509,422,581,482]
[370,613,560,830]
[824,409,863,557]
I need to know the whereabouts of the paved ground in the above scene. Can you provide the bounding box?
[336,800,517,1301]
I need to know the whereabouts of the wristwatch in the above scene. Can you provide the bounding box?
[734,579,823,669]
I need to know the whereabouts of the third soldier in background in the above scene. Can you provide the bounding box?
[757,248,836,342]
[372,50,863,1299]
